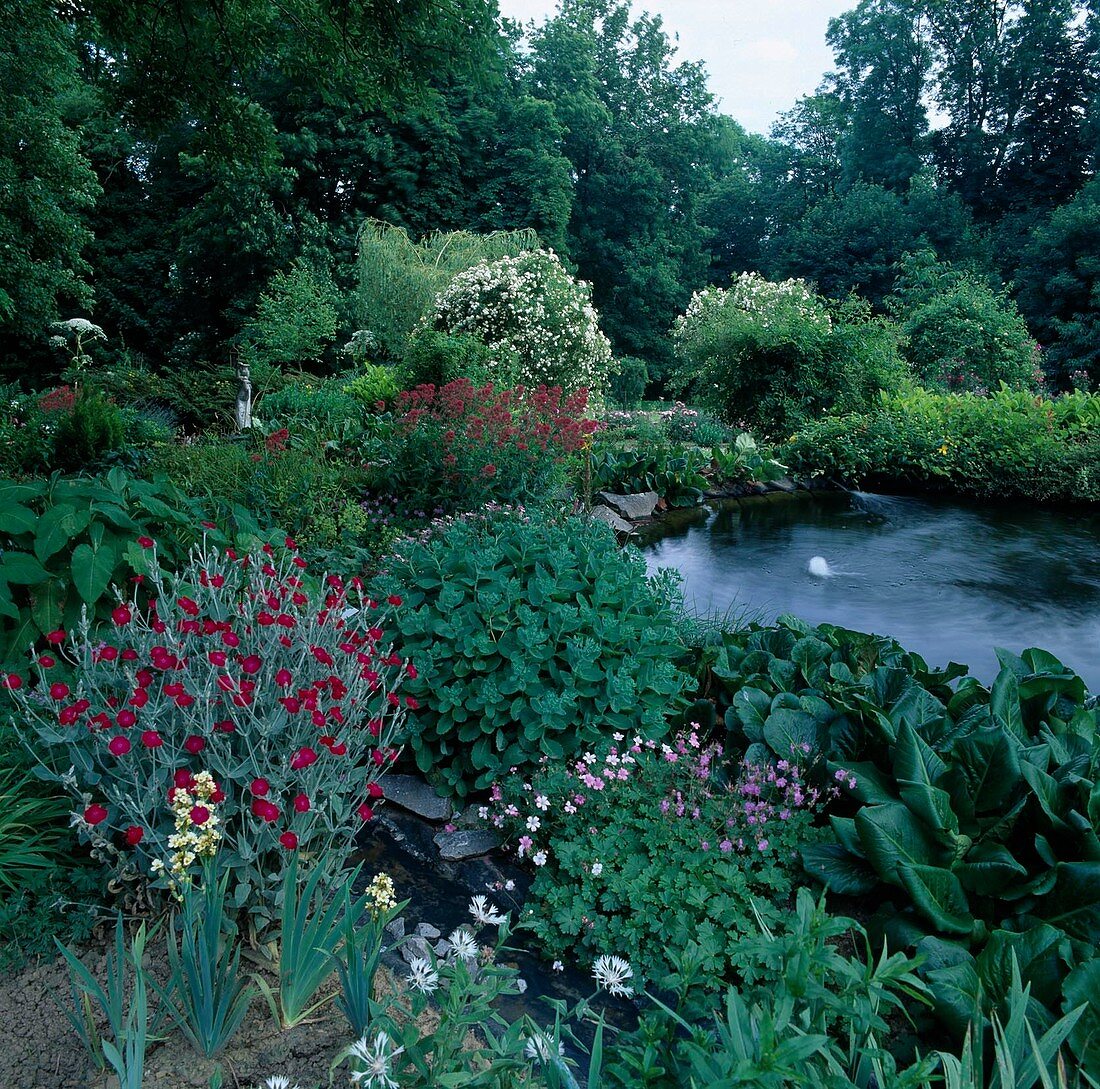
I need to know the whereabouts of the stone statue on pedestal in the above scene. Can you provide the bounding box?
[235,360,252,430]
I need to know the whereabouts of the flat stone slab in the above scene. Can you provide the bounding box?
[765,476,798,493]
[597,490,659,519]
[384,774,454,822]
[434,829,500,860]
[591,505,634,534]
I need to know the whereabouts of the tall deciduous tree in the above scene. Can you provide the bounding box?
[0,0,100,367]
[527,0,717,365]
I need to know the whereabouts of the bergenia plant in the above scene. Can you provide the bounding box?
[3,535,416,924]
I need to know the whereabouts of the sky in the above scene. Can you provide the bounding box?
[496,0,854,135]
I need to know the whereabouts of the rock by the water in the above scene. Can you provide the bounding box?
[766,476,797,493]
[434,829,500,860]
[596,491,659,520]
[591,505,634,534]
[384,774,454,822]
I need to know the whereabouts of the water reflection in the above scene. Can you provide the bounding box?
[644,492,1100,689]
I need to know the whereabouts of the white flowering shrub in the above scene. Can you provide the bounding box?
[673,272,907,437]
[431,250,613,395]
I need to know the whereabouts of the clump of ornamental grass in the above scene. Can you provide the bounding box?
[485,730,847,984]
[2,534,415,926]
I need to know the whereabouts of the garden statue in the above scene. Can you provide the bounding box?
[235,359,252,430]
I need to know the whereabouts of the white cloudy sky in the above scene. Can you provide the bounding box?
[497,0,854,134]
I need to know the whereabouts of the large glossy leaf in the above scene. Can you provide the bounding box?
[0,551,49,585]
[955,841,1028,896]
[29,578,65,635]
[801,842,878,895]
[33,503,92,563]
[1037,862,1100,942]
[729,687,769,741]
[855,803,951,883]
[762,707,821,759]
[897,862,974,935]
[0,504,38,535]
[830,760,897,805]
[1063,958,1100,1071]
[990,667,1026,741]
[896,722,960,837]
[889,686,946,737]
[977,926,1066,1009]
[926,956,983,1037]
[949,725,1022,814]
[1020,759,1068,830]
[71,541,118,604]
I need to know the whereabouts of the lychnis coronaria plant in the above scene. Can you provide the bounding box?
[3,535,415,924]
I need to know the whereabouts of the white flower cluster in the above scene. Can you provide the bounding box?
[433,250,613,394]
[674,271,831,346]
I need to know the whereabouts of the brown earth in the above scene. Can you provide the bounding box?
[0,946,429,1089]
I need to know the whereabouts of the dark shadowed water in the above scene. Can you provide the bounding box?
[643,492,1100,690]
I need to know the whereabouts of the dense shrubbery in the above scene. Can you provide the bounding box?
[0,470,276,667]
[786,385,1100,502]
[672,273,908,436]
[376,513,690,795]
[888,251,1041,393]
[702,616,1100,1067]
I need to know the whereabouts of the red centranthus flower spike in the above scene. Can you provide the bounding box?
[279,831,299,849]
[125,826,144,846]
[108,736,131,756]
[293,793,310,813]
[141,730,163,748]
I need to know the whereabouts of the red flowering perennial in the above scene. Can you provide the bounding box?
[3,540,413,915]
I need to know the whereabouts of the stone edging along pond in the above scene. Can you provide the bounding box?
[591,476,841,540]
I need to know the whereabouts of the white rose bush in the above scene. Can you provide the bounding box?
[431,250,613,396]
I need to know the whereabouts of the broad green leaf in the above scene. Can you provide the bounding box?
[949,726,1022,814]
[977,926,1066,1009]
[34,503,93,562]
[926,958,983,1038]
[0,551,49,585]
[855,803,952,883]
[71,542,117,604]
[762,707,821,759]
[29,578,65,634]
[990,667,1026,740]
[801,843,878,895]
[1063,958,1100,1072]
[955,841,1028,896]
[1036,862,1100,942]
[897,862,974,934]
[0,503,38,535]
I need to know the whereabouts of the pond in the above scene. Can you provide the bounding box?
[643,491,1100,690]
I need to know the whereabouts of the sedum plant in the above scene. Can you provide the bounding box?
[4,537,413,922]
[377,512,690,796]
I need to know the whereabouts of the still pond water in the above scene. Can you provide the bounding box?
[643,491,1100,690]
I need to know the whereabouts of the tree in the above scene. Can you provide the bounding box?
[827,0,932,190]
[1016,180,1100,381]
[889,249,1038,390]
[527,0,717,365]
[0,0,99,367]
[769,182,917,307]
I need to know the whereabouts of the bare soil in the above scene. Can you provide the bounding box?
[0,945,417,1089]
